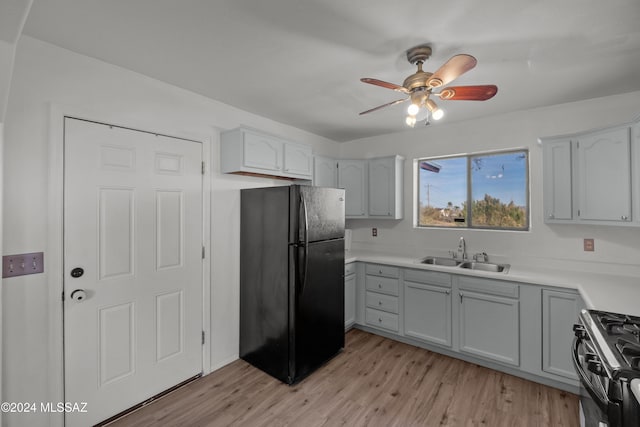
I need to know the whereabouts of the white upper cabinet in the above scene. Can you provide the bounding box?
[541,120,637,226]
[220,127,313,180]
[336,155,404,219]
[543,138,574,221]
[576,126,631,222]
[283,142,313,178]
[313,156,338,187]
[242,130,283,172]
[368,156,404,219]
[338,160,368,217]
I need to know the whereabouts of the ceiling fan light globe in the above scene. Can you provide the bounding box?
[407,103,420,116]
[405,115,417,127]
[426,98,444,120]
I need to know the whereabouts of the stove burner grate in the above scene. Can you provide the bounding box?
[616,338,640,371]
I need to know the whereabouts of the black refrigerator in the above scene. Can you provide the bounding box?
[239,185,345,384]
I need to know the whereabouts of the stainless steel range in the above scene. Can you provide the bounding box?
[573,309,640,427]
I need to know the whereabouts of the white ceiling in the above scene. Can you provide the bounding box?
[21,0,640,142]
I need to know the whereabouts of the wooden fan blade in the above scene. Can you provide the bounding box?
[359,98,408,115]
[426,54,477,88]
[437,85,498,101]
[361,78,410,94]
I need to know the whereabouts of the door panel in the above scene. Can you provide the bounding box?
[64,118,203,426]
[294,239,344,382]
[99,188,135,279]
[99,302,135,386]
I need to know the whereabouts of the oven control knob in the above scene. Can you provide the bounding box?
[573,324,587,339]
[587,360,604,376]
[585,353,599,363]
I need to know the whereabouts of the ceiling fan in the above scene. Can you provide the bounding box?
[360,45,497,126]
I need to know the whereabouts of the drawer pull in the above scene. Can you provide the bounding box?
[378,269,383,274]
[378,318,382,322]
[378,301,382,305]
[378,284,382,289]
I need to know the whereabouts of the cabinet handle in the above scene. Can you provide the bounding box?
[459,292,463,304]
[548,213,555,219]
[378,284,382,289]
[378,318,382,323]
[621,215,629,221]
[378,270,383,274]
[445,290,451,295]
[378,301,382,305]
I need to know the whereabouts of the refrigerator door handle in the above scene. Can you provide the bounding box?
[299,193,309,294]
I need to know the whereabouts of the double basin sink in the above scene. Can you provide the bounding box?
[418,256,510,273]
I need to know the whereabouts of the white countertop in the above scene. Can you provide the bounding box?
[345,250,640,317]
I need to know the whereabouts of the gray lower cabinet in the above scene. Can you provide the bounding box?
[353,262,581,391]
[364,264,400,333]
[403,269,452,347]
[542,289,583,380]
[457,277,520,366]
[344,263,356,329]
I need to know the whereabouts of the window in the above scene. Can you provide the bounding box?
[417,150,529,230]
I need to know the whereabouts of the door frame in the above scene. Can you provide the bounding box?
[47,104,212,427]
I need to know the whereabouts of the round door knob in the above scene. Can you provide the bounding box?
[70,289,87,302]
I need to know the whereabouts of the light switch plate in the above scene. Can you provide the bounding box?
[2,252,45,278]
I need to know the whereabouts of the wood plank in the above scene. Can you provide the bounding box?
[107,329,579,427]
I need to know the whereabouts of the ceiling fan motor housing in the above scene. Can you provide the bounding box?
[402,69,434,92]
[403,45,444,91]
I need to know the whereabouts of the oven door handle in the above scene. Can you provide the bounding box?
[572,336,611,414]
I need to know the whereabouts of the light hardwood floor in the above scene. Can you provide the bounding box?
[108,329,579,426]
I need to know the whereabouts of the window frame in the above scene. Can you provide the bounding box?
[415,148,530,231]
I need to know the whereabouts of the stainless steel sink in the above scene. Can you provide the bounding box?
[419,256,462,267]
[458,261,510,273]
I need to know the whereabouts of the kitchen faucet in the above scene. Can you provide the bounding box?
[457,237,467,260]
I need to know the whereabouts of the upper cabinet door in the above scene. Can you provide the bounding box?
[283,143,313,178]
[368,156,403,219]
[242,131,283,172]
[368,157,394,217]
[577,126,631,222]
[542,139,573,222]
[313,156,338,187]
[338,160,368,217]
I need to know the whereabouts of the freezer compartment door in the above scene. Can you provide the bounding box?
[295,186,345,243]
[291,238,345,383]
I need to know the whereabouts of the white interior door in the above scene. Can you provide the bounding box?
[63,118,203,426]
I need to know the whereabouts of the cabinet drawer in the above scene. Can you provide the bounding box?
[366,275,399,296]
[345,262,356,276]
[458,276,519,299]
[366,291,399,314]
[403,268,451,288]
[365,308,399,332]
[365,263,399,278]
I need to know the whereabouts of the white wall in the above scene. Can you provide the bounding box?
[341,91,640,275]
[2,36,340,426]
